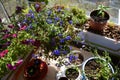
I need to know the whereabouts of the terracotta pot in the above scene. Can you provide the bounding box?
[89,10,110,31]
[24,58,48,80]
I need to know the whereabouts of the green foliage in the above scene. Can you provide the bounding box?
[97,4,109,18]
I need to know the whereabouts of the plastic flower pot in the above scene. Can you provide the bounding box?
[24,58,48,80]
[56,65,81,80]
[82,57,114,80]
[89,10,110,31]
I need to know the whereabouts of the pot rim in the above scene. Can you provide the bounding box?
[90,9,110,21]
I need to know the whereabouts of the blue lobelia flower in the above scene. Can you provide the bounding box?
[47,10,52,16]
[60,39,65,43]
[46,18,52,24]
[54,17,60,22]
[29,10,33,13]
[69,20,73,24]
[58,33,63,38]
[35,3,40,8]
[65,36,71,40]
[31,13,34,19]
[60,21,63,26]
[53,49,60,56]
[57,7,61,12]
[62,50,67,54]
[69,54,78,62]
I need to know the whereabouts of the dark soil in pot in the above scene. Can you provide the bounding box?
[84,19,120,41]
[65,67,79,80]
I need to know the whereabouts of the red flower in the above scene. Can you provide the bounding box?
[0,50,8,58]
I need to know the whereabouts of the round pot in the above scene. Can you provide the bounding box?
[82,57,114,80]
[24,58,48,80]
[89,10,110,31]
[56,65,81,80]
[67,50,84,66]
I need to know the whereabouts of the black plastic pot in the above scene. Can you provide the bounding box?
[89,10,110,31]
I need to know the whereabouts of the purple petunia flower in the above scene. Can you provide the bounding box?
[53,49,60,55]
[65,36,71,40]
[7,64,16,70]
[7,59,23,70]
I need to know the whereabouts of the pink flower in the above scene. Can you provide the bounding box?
[15,59,23,67]
[0,50,8,58]
[12,34,17,38]
[20,25,27,30]
[8,24,14,29]
[2,34,11,39]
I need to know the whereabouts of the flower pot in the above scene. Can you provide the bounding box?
[89,10,110,31]
[24,58,48,80]
[80,30,120,55]
[56,65,81,80]
[67,50,84,66]
[82,57,114,80]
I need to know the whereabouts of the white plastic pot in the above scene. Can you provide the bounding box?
[56,65,81,80]
[82,57,115,80]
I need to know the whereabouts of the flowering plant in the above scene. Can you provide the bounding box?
[12,4,87,60]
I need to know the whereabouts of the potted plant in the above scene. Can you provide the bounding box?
[57,65,81,80]
[82,57,114,80]
[24,58,48,80]
[89,4,110,31]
